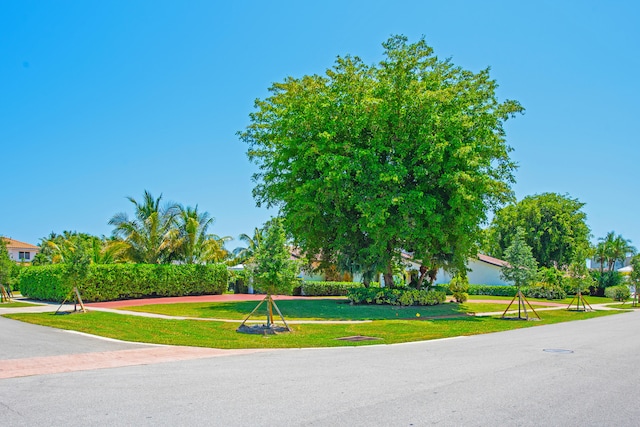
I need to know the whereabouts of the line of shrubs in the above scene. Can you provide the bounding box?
[347,287,447,306]
[19,263,228,303]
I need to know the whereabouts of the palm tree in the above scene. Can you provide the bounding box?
[232,228,263,265]
[609,234,636,271]
[172,205,231,264]
[109,191,179,264]
[598,231,636,272]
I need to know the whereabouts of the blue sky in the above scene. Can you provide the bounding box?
[2,1,638,251]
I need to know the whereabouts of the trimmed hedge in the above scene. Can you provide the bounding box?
[19,263,229,302]
[467,285,518,297]
[301,281,365,296]
[347,287,446,306]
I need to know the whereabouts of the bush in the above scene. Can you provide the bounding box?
[347,287,446,306]
[449,276,469,303]
[467,285,517,297]
[302,281,365,296]
[523,282,567,300]
[19,263,229,302]
[590,271,624,296]
[605,285,630,302]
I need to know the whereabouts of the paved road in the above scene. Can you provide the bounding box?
[1,309,639,426]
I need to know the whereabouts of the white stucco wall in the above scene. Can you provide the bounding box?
[433,258,513,286]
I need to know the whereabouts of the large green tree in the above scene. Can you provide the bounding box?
[484,192,591,268]
[240,35,522,286]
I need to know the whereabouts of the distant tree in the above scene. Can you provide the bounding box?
[500,227,538,288]
[109,190,179,264]
[0,238,14,292]
[484,193,591,268]
[629,255,640,306]
[240,35,523,288]
[232,227,263,265]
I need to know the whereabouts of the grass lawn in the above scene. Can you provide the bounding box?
[0,301,40,308]
[4,303,623,349]
[116,298,556,321]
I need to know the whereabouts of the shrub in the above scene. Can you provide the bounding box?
[605,285,630,302]
[347,287,446,306]
[467,285,517,297]
[449,276,469,303]
[301,281,365,296]
[19,263,229,302]
[523,282,567,300]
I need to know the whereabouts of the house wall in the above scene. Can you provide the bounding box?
[8,247,37,262]
[432,258,512,286]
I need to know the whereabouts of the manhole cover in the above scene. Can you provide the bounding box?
[336,335,381,342]
[543,349,574,354]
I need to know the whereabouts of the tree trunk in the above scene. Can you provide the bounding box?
[383,263,394,288]
[417,265,427,290]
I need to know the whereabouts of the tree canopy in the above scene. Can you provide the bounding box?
[240,35,523,285]
[483,192,591,268]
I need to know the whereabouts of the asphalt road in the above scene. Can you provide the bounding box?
[1,310,639,426]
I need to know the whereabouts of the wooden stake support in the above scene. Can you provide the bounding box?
[501,289,541,320]
[55,287,87,314]
[238,294,291,331]
[566,291,593,312]
[0,285,12,303]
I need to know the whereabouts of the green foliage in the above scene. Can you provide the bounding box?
[347,287,446,306]
[449,275,469,303]
[484,193,591,268]
[630,255,640,305]
[302,281,365,296]
[251,218,300,296]
[589,270,624,296]
[605,285,630,302]
[0,237,17,290]
[595,231,636,274]
[241,35,523,288]
[523,282,567,300]
[501,227,538,288]
[19,263,228,302]
[467,285,517,297]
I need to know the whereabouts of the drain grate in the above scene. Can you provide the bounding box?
[543,348,574,354]
[336,335,381,342]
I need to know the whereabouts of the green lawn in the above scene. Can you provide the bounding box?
[0,301,40,308]
[117,298,553,321]
[4,304,623,349]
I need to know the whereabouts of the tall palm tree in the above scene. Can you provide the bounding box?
[172,205,231,264]
[109,191,179,264]
[232,227,263,265]
[609,234,636,271]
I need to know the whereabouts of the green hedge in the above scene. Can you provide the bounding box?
[19,263,229,302]
[467,284,517,297]
[301,281,365,296]
[347,287,446,306]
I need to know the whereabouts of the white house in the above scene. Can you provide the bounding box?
[3,238,40,263]
[432,254,512,286]
[295,250,513,286]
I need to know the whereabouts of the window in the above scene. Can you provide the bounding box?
[18,251,30,260]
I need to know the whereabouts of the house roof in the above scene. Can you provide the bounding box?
[476,253,509,268]
[3,238,39,250]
